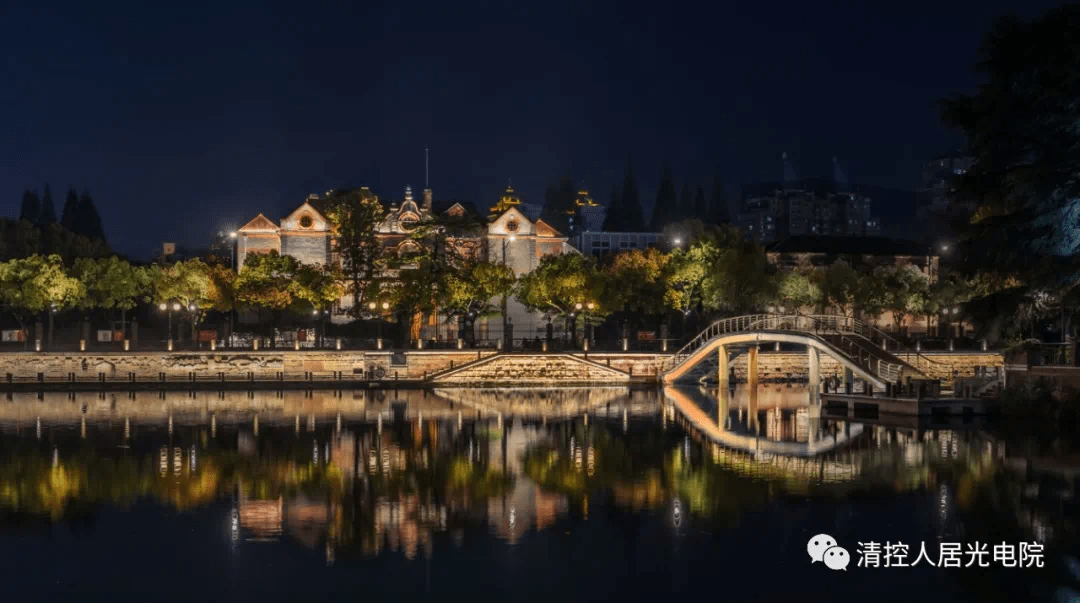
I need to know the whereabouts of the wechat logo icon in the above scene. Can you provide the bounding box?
[808,534,850,571]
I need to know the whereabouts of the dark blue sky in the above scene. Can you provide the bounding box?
[0,0,1062,258]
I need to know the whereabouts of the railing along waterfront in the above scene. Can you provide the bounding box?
[663,314,944,383]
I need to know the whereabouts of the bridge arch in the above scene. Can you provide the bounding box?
[662,330,888,389]
[661,314,936,390]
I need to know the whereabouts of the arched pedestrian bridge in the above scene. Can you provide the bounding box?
[661,314,942,392]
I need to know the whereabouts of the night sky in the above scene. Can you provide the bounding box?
[0,0,1062,259]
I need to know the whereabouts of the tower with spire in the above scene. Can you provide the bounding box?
[490,183,522,218]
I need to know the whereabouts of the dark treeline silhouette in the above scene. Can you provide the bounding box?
[549,157,733,234]
[10,185,110,262]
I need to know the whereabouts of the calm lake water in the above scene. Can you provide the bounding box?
[0,385,1076,602]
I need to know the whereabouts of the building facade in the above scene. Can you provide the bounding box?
[571,231,661,258]
[236,185,574,342]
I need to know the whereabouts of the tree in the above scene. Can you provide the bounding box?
[293,262,345,346]
[540,173,577,234]
[874,265,929,334]
[19,190,40,224]
[665,247,707,317]
[323,188,384,317]
[820,261,861,318]
[650,163,678,231]
[0,255,83,349]
[604,157,646,232]
[940,6,1080,288]
[601,248,670,316]
[693,186,708,219]
[153,259,232,346]
[602,186,621,232]
[697,225,776,314]
[774,270,822,314]
[71,256,151,335]
[516,253,606,343]
[441,260,515,345]
[38,185,57,226]
[677,182,693,224]
[76,192,106,243]
[709,172,729,225]
[60,189,79,232]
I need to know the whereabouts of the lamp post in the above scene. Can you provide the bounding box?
[369,301,389,349]
[159,302,180,350]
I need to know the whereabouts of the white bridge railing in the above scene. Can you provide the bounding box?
[663,314,942,383]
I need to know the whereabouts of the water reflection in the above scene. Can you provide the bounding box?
[0,387,1075,601]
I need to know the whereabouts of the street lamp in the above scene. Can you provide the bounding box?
[159,302,179,350]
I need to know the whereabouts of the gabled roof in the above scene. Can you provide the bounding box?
[534,219,563,238]
[238,213,280,233]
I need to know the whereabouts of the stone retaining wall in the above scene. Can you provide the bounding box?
[721,351,1003,388]
[0,350,499,381]
[434,354,630,385]
[0,350,668,383]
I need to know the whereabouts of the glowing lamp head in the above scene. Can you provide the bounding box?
[368,302,377,310]
[575,303,582,310]
[673,238,682,245]
[382,302,390,310]
[229,231,237,238]
[587,302,595,310]
[173,303,182,311]
[159,303,167,311]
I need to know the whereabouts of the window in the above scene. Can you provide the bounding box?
[299,215,313,228]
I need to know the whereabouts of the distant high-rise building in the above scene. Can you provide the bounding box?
[736,156,883,243]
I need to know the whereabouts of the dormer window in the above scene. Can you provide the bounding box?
[299,215,314,229]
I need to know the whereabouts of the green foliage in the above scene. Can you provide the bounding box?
[71,256,151,313]
[442,260,515,319]
[515,253,605,319]
[774,270,822,314]
[234,251,300,313]
[873,264,930,330]
[601,248,670,315]
[695,226,776,314]
[293,262,345,312]
[153,258,233,339]
[0,255,83,327]
[323,188,384,316]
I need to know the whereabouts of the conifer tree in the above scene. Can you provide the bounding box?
[677,182,693,223]
[77,192,106,243]
[37,184,57,226]
[620,157,645,231]
[18,190,40,224]
[709,172,730,225]
[60,189,80,231]
[650,163,678,230]
[694,186,708,218]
